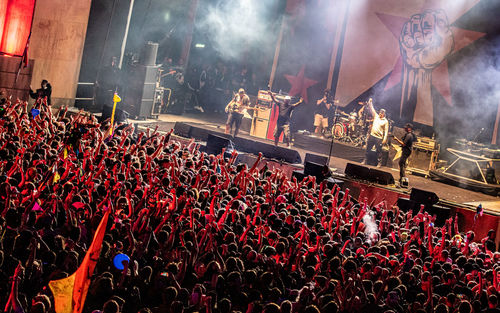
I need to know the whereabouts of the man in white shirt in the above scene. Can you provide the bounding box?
[362,98,388,167]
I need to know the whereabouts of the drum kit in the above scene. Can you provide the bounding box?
[331,111,370,146]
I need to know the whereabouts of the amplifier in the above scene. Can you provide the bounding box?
[407,145,439,176]
[415,136,437,150]
[389,141,439,176]
[257,89,288,106]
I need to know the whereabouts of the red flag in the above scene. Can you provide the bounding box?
[49,209,110,313]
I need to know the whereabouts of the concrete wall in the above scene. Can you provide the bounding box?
[29,0,92,107]
[0,56,34,101]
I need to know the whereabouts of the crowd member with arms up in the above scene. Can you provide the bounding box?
[29,79,52,106]
[0,92,496,313]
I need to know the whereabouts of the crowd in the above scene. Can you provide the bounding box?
[162,58,267,114]
[0,94,498,313]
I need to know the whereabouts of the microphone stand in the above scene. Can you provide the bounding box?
[327,103,339,166]
[472,128,485,143]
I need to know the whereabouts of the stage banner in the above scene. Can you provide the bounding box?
[0,0,36,56]
[332,0,500,143]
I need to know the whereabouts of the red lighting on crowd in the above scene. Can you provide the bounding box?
[0,0,36,56]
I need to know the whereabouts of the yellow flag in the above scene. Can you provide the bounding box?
[53,172,61,184]
[113,93,121,103]
[49,209,110,313]
[110,93,121,135]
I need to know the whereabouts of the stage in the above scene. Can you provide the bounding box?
[141,112,500,206]
[79,108,497,246]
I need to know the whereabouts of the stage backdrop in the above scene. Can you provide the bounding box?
[271,0,500,144]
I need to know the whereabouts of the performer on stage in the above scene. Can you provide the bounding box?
[314,90,332,136]
[362,98,389,167]
[358,100,373,136]
[225,88,250,137]
[395,123,417,184]
[268,90,303,147]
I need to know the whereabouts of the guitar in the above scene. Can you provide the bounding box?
[389,134,403,161]
[225,100,262,114]
[392,136,405,147]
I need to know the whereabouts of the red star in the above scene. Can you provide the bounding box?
[377,10,485,105]
[284,65,318,103]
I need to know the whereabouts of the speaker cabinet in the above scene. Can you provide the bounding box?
[206,134,230,155]
[370,168,395,185]
[410,188,439,206]
[173,122,192,138]
[304,161,329,181]
[429,205,451,227]
[124,64,159,119]
[397,197,418,213]
[344,163,394,185]
[408,148,437,174]
[140,41,159,66]
[292,170,306,182]
[101,104,129,123]
[305,153,328,166]
[345,163,371,180]
[251,117,270,139]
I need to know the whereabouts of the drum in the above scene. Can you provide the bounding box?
[332,122,347,139]
[349,112,357,122]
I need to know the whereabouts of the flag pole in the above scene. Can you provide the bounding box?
[492,98,500,145]
[268,16,286,90]
[179,0,199,72]
[327,0,351,98]
[118,0,135,69]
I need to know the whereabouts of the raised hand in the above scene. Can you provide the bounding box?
[399,9,454,125]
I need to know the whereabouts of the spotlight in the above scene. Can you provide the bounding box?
[195,43,206,48]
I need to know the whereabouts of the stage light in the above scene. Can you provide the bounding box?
[195,43,205,48]
[164,11,170,22]
[0,0,36,56]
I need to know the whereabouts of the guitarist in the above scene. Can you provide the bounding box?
[395,123,417,184]
[225,88,250,137]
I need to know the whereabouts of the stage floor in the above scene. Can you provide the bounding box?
[138,112,500,215]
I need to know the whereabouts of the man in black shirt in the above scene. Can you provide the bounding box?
[314,90,332,136]
[397,123,417,184]
[268,91,303,147]
[29,79,52,106]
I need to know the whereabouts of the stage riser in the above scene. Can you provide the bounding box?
[174,122,301,164]
[294,133,364,163]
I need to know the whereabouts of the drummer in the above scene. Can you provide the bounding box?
[347,112,358,135]
[314,89,333,136]
[358,99,373,135]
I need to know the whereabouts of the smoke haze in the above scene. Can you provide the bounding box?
[198,0,281,60]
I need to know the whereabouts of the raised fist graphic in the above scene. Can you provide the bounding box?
[399,9,454,126]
